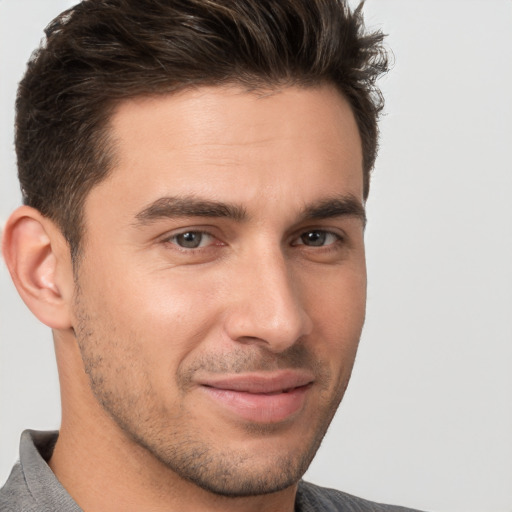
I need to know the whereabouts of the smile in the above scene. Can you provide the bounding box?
[197,370,314,424]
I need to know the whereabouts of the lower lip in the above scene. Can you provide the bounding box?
[200,385,311,424]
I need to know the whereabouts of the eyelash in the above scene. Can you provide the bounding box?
[291,230,343,248]
[163,230,220,250]
[163,229,345,251]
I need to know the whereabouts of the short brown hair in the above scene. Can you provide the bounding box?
[16,0,388,259]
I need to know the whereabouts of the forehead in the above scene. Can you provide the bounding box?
[86,84,363,225]
[109,84,361,162]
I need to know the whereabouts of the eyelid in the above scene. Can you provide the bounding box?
[161,228,221,249]
[290,228,345,247]
[159,224,217,240]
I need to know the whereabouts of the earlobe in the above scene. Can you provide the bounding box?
[2,206,74,330]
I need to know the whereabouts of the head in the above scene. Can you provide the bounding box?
[16,0,387,262]
[4,0,389,503]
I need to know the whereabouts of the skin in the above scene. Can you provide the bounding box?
[3,84,366,512]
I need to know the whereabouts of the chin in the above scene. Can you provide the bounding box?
[170,448,311,498]
[130,418,328,499]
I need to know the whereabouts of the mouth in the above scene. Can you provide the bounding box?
[197,370,314,424]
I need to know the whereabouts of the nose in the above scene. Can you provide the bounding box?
[223,247,313,353]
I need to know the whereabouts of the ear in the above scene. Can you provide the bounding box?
[2,206,75,330]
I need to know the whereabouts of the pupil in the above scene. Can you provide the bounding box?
[303,231,325,246]
[178,232,201,248]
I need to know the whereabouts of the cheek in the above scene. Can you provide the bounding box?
[307,276,365,406]
[302,263,366,356]
[85,262,225,367]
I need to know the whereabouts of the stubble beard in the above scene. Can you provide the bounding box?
[73,291,354,498]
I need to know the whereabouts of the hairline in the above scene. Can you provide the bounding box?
[71,78,364,269]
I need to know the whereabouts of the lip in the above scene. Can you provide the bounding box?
[197,370,314,424]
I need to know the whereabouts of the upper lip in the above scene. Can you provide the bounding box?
[197,370,315,394]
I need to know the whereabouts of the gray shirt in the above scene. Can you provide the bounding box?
[0,430,424,511]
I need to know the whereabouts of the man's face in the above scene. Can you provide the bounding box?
[73,84,366,496]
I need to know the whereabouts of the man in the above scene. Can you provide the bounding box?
[0,0,422,510]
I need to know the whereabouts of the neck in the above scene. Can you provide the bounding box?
[50,422,298,512]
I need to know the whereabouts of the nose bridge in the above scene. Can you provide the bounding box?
[225,244,313,351]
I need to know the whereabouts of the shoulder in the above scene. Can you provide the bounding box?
[296,480,426,512]
[1,430,80,512]
[0,462,39,512]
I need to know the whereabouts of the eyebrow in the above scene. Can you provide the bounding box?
[133,194,366,226]
[134,196,248,225]
[299,195,367,226]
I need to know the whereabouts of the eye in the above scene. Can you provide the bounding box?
[168,231,214,249]
[293,230,341,247]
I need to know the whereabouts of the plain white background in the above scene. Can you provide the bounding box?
[1,1,511,511]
